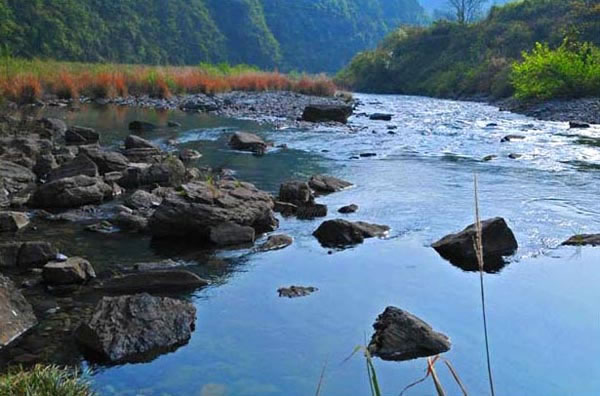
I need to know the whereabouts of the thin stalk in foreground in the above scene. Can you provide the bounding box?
[473,174,495,396]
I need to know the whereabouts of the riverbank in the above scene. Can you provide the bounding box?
[495,97,600,125]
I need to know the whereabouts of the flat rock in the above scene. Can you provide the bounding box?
[0,211,29,232]
[31,175,113,208]
[0,274,38,348]
[94,270,209,294]
[277,285,318,298]
[80,147,129,174]
[258,234,293,252]
[65,126,99,145]
[367,306,451,361]
[432,217,518,271]
[308,175,353,194]
[76,293,195,363]
[302,104,353,123]
[313,219,389,248]
[42,257,96,285]
[229,132,267,154]
[562,234,600,246]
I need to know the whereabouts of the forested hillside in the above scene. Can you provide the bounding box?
[336,0,600,98]
[0,0,426,72]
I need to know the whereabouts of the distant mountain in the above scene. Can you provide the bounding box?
[0,0,426,73]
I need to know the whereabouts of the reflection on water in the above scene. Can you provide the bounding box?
[7,95,600,395]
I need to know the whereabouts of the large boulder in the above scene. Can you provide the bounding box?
[313,219,389,248]
[149,180,278,244]
[367,306,451,361]
[76,293,196,363]
[0,274,37,348]
[65,126,100,145]
[0,211,29,232]
[124,190,162,211]
[278,181,314,206]
[18,241,59,269]
[0,160,36,194]
[42,257,96,285]
[209,222,256,246]
[47,154,99,182]
[94,270,209,294]
[31,175,113,208]
[432,217,518,269]
[302,104,353,123]
[118,157,185,188]
[308,175,353,195]
[80,147,129,174]
[125,135,159,150]
[229,132,267,154]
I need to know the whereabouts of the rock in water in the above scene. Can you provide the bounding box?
[562,234,600,246]
[129,121,157,131]
[569,121,590,129]
[75,293,196,363]
[65,126,100,145]
[0,274,37,348]
[258,234,293,252]
[296,203,328,219]
[368,306,451,361]
[31,175,113,208]
[149,180,278,244]
[229,132,268,154]
[301,104,353,123]
[308,175,353,194]
[94,270,209,294]
[338,204,359,214]
[313,219,389,248]
[124,134,160,150]
[279,181,314,206]
[0,211,29,232]
[432,217,518,270]
[369,113,393,121]
[42,257,96,285]
[277,286,318,298]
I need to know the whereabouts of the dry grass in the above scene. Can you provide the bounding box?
[0,58,337,104]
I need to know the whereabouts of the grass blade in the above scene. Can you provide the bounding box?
[442,359,468,396]
[427,358,446,396]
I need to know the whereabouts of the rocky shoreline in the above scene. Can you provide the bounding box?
[494,97,600,125]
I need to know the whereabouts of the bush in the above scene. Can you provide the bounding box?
[511,40,600,99]
[0,365,94,396]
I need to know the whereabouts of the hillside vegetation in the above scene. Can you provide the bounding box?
[0,0,426,73]
[336,0,600,99]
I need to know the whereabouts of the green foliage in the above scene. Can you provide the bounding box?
[511,40,600,99]
[0,0,426,73]
[0,365,94,396]
[337,0,600,99]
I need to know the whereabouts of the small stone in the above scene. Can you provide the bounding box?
[277,286,318,298]
[338,204,358,214]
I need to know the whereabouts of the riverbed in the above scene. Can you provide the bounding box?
[5,94,600,395]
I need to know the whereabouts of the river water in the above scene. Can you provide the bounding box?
[25,94,600,394]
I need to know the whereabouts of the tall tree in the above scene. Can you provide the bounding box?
[447,0,487,23]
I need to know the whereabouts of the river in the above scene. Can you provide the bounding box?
[15,94,600,395]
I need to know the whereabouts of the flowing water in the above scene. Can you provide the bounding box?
[19,95,600,394]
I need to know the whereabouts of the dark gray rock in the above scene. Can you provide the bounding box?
[367,306,451,361]
[562,234,600,246]
[569,121,590,129]
[80,147,129,174]
[129,121,157,131]
[31,175,113,208]
[113,212,148,232]
[277,286,318,298]
[273,201,297,217]
[179,148,202,162]
[124,135,160,151]
[0,160,36,194]
[258,234,293,252]
[483,155,497,162]
[75,293,196,363]
[0,274,37,348]
[508,153,522,159]
[338,204,359,214]
[296,203,328,219]
[18,241,59,269]
[302,104,353,123]
[47,154,99,182]
[432,217,518,271]
[94,270,209,294]
[501,135,525,143]
[229,132,267,154]
[39,118,67,136]
[0,242,22,267]
[278,181,314,206]
[65,126,99,145]
[118,157,185,188]
[309,175,353,194]
[369,113,393,121]
[33,153,58,178]
[209,222,256,246]
[149,180,278,244]
[0,211,29,232]
[42,257,96,285]
[124,190,162,211]
[168,121,182,128]
[313,219,389,248]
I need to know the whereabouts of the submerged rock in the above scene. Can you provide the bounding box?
[76,293,196,363]
[149,180,278,244]
[229,132,267,154]
[0,211,29,232]
[313,219,389,248]
[367,306,451,361]
[0,274,38,348]
[258,234,293,252]
[277,285,318,298]
[308,175,353,195]
[562,234,600,246]
[94,270,209,294]
[42,257,96,285]
[129,121,157,131]
[500,134,525,143]
[302,104,353,123]
[432,217,518,271]
[338,204,358,214]
[569,121,590,129]
[369,113,393,121]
